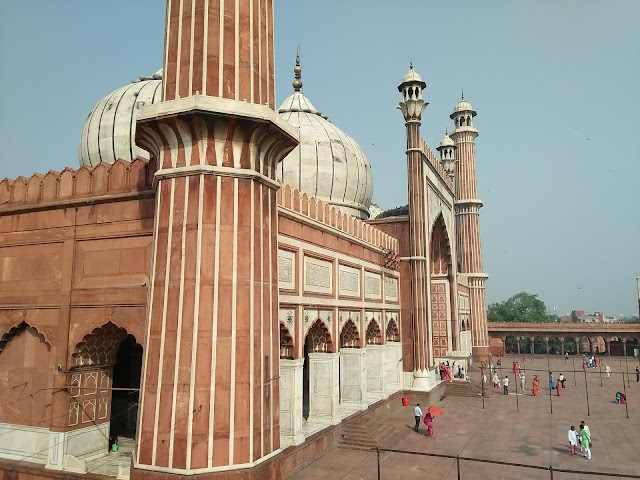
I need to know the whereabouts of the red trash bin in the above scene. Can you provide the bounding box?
[402,396,409,407]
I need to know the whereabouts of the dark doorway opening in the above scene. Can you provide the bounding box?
[303,337,310,420]
[110,335,142,438]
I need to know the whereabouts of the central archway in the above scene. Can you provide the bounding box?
[430,214,455,357]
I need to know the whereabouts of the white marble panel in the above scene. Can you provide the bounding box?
[66,423,110,460]
[364,272,381,300]
[384,343,403,395]
[279,359,305,446]
[339,348,367,410]
[365,345,387,402]
[307,352,340,425]
[384,276,398,301]
[0,422,49,464]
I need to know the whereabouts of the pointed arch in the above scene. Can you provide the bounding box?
[279,322,294,359]
[0,321,51,354]
[340,320,360,348]
[430,214,452,276]
[386,319,400,342]
[71,321,129,368]
[306,320,333,353]
[365,319,382,345]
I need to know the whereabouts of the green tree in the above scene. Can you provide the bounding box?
[487,292,551,323]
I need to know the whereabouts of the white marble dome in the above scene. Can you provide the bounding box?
[79,73,162,167]
[277,90,373,219]
[452,99,476,115]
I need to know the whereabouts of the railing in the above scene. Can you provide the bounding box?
[374,447,640,479]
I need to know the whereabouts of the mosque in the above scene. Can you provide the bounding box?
[0,1,489,479]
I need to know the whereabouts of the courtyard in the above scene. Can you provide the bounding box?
[290,354,640,479]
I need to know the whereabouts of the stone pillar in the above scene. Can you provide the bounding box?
[385,343,403,395]
[605,338,611,356]
[279,359,304,446]
[132,1,298,475]
[560,337,565,355]
[622,338,627,357]
[545,337,550,355]
[365,344,387,403]
[530,337,535,355]
[307,353,340,425]
[339,348,367,411]
[516,337,521,355]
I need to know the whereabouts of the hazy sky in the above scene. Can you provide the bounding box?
[1,1,638,316]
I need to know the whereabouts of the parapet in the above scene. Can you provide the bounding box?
[277,184,399,254]
[0,158,156,211]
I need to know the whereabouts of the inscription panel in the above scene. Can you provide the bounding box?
[364,272,381,300]
[278,249,296,290]
[384,276,398,302]
[339,264,360,297]
[304,256,333,295]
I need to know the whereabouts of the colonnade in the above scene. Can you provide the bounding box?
[279,342,403,446]
[497,335,639,356]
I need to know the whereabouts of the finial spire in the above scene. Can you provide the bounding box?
[461,88,464,100]
[410,59,413,69]
[292,46,302,92]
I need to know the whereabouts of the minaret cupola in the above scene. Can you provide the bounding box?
[436,130,457,180]
[398,63,428,122]
[450,91,477,131]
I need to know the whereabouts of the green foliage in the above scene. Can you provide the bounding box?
[487,291,551,323]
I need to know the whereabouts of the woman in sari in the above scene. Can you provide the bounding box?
[532,375,540,397]
[556,378,563,396]
[444,366,452,382]
[423,412,434,437]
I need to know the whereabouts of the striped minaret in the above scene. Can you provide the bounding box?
[131,1,298,478]
[449,96,490,360]
[397,65,432,388]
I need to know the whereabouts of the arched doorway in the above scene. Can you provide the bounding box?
[563,337,577,355]
[430,215,455,357]
[533,336,546,354]
[548,336,561,355]
[520,337,532,355]
[70,322,142,456]
[505,336,517,353]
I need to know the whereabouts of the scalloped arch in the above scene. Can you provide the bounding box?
[71,321,130,368]
[0,321,51,353]
[279,322,294,359]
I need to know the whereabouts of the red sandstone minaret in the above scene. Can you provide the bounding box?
[397,65,432,388]
[449,95,490,360]
[132,1,297,478]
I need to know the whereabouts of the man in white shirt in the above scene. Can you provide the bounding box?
[414,404,423,432]
[568,426,578,456]
[503,376,509,395]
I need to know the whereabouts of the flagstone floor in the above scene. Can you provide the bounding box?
[289,354,640,479]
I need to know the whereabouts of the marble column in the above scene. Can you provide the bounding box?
[279,359,304,446]
[339,348,367,411]
[307,353,340,425]
[605,338,611,356]
[365,344,387,403]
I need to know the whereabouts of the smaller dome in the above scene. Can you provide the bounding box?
[451,98,477,118]
[402,65,423,84]
[397,63,427,92]
[439,134,455,148]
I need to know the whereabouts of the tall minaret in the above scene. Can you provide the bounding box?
[132,1,297,478]
[449,95,490,360]
[397,65,432,389]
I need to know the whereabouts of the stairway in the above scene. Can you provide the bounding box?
[443,380,484,398]
[338,417,406,451]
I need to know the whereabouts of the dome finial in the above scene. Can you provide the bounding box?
[461,88,464,100]
[292,46,302,92]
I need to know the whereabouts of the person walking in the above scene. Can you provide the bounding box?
[414,404,423,433]
[493,372,500,388]
[605,365,611,378]
[519,372,526,394]
[556,378,563,396]
[503,376,509,395]
[579,425,591,459]
[559,373,566,389]
[423,412,434,437]
[532,375,540,397]
[636,367,639,382]
[549,372,555,390]
[568,426,578,456]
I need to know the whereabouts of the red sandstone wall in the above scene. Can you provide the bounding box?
[0,159,155,431]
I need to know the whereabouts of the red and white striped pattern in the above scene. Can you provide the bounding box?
[162,0,275,108]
